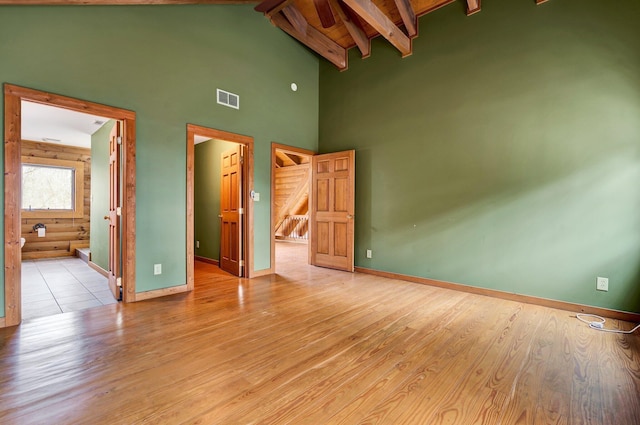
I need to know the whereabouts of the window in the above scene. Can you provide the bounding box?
[21,156,85,219]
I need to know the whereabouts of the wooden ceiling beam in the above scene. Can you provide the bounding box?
[271,12,347,70]
[263,0,292,16]
[466,0,480,16]
[313,0,336,28]
[254,0,285,12]
[332,0,370,58]
[393,0,417,38]
[282,3,307,35]
[0,0,256,4]
[341,0,412,57]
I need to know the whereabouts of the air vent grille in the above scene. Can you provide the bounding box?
[217,89,240,110]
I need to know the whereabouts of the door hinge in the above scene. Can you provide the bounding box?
[117,136,122,145]
[240,154,244,164]
[238,208,244,215]
[239,260,244,267]
[116,277,122,287]
[116,207,122,216]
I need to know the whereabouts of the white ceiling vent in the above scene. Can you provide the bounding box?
[217,89,239,110]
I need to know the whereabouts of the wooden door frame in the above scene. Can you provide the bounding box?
[269,143,315,272]
[3,84,137,328]
[186,124,254,285]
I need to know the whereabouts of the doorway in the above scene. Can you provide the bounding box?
[19,102,116,320]
[3,84,137,327]
[270,143,314,271]
[186,124,254,285]
[271,144,356,274]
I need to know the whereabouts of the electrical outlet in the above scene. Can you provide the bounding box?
[366,249,372,259]
[196,240,200,249]
[154,264,162,275]
[596,277,608,292]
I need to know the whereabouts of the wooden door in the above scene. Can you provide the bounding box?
[310,150,355,272]
[107,122,122,300]
[220,145,243,276]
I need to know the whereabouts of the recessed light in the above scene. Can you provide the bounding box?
[42,137,61,143]
[291,83,298,92]
[94,120,106,125]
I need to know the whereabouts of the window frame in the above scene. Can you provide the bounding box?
[21,155,85,219]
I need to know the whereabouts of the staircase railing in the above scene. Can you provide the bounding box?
[275,215,308,241]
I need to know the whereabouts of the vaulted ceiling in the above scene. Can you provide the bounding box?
[0,0,551,70]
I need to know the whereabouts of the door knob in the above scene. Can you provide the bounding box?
[218,214,223,218]
[104,215,110,220]
[347,214,354,219]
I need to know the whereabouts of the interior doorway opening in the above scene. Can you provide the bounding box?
[19,102,119,320]
[270,143,314,271]
[3,84,137,327]
[186,124,254,284]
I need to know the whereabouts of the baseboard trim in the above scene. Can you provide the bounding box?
[88,261,109,278]
[134,284,190,302]
[195,256,218,266]
[355,266,640,323]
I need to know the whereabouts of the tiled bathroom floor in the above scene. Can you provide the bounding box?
[22,257,118,321]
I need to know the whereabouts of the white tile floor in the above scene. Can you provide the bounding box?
[22,257,118,320]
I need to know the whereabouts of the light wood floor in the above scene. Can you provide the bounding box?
[1,242,639,424]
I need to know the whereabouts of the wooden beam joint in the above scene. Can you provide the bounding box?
[393,0,417,38]
[466,0,480,16]
[332,0,371,59]
[342,0,412,57]
[270,12,347,70]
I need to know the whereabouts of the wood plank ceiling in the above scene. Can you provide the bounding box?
[0,0,551,70]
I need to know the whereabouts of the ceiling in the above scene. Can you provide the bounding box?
[0,0,550,70]
[21,101,109,149]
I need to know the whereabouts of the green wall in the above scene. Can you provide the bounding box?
[0,4,319,316]
[194,139,237,262]
[90,120,115,271]
[319,0,640,312]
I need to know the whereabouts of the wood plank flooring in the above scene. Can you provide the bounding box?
[1,242,639,424]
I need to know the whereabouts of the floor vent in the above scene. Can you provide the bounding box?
[217,89,240,110]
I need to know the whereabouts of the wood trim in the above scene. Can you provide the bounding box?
[186,126,195,291]
[4,85,136,120]
[355,266,640,323]
[3,84,136,327]
[195,255,219,266]
[270,143,315,272]
[244,139,255,278]
[89,261,109,278]
[133,284,189,302]
[4,89,21,327]
[186,124,255,280]
[21,155,85,219]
